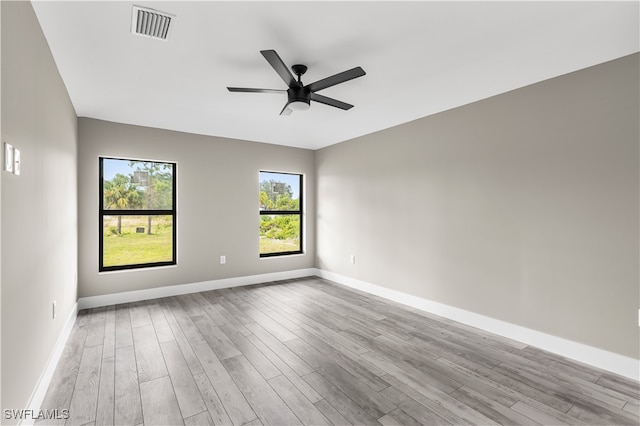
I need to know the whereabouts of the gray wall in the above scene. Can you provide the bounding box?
[1,1,78,414]
[78,118,315,298]
[316,54,639,359]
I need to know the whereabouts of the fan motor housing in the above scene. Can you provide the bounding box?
[287,86,311,106]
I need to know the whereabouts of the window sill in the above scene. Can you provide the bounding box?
[259,252,306,260]
[98,264,178,275]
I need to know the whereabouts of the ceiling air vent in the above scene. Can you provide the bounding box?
[131,5,175,41]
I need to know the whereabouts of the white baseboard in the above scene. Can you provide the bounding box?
[314,268,639,381]
[22,302,78,425]
[77,268,317,310]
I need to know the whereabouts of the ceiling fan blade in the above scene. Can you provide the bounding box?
[261,50,299,88]
[279,103,292,116]
[227,87,286,94]
[305,67,366,93]
[310,93,353,110]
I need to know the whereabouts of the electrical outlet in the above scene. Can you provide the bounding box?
[52,301,57,319]
[220,255,226,265]
[350,255,356,264]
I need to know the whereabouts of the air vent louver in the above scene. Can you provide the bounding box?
[131,6,174,41]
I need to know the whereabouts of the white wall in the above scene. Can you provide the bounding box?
[316,53,639,359]
[78,118,315,298]
[1,1,78,415]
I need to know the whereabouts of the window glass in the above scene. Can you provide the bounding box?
[259,171,300,211]
[259,214,301,255]
[102,215,173,268]
[102,159,174,210]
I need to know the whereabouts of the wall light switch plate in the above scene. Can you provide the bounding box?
[13,148,21,175]
[4,143,14,173]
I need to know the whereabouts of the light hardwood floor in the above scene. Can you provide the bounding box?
[38,277,639,425]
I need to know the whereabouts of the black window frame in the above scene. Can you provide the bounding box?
[259,171,303,258]
[99,156,177,272]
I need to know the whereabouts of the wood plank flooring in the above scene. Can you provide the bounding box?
[38,277,639,425]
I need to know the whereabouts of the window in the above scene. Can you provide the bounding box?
[259,171,303,257]
[99,157,176,271]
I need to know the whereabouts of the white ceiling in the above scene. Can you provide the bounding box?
[32,1,639,150]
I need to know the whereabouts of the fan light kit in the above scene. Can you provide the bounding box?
[288,100,310,111]
[228,50,365,115]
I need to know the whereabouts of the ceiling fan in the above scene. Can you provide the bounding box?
[227,49,366,115]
